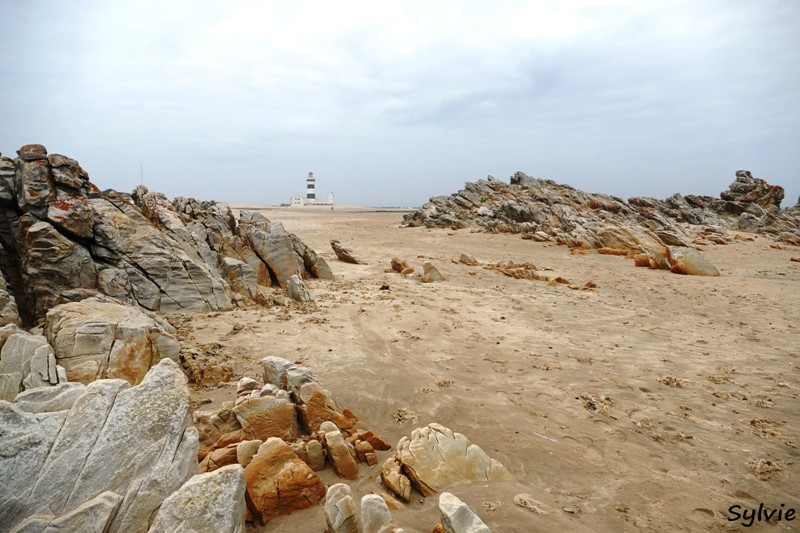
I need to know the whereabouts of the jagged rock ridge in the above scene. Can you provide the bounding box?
[403,171,800,251]
[0,144,332,326]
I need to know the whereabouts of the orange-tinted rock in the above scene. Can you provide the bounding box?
[322,424,359,480]
[391,258,411,272]
[400,267,415,275]
[200,443,239,473]
[597,247,629,256]
[355,440,374,462]
[360,430,392,451]
[380,457,411,502]
[232,395,299,442]
[297,382,353,433]
[244,437,326,524]
[194,405,242,461]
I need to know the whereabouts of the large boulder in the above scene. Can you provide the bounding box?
[391,423,513,497]
[0,359,198,533]
[665,246,720,276]
[148,464,246,533]
[243,437,326,524]
[45,296,180,385]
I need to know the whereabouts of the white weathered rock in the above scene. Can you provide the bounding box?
[148,464,246,533]
[395,423,513,496]
[13,382,85,413]
[0,359,198,533]
[0,403,68,529]
[361,494,395,533]
[0,333,51,376]
[325,483,361,533]
[0,332,61,399]
[438,492,490,533]
[9,491,123,533]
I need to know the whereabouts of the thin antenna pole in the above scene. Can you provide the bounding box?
[140,163,143,186]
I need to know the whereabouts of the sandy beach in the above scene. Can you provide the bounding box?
[175,206,800,532]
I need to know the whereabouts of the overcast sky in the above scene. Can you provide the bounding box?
[1,0,798,207]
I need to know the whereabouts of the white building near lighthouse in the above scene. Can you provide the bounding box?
[289,171,334,206]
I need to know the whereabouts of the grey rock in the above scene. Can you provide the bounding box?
[238,212,303,287]
[0,156,16,205]
[46,191,94,239]
[17,215,97,319]
[47,153,89,191]
[287,274,313,302]
[16,144,48,162]
[0,268,20,326]
[148,464,246,533]
[9,491,123,533]
[221,257,259,299]
[438,492,490,533]
[0,403,68,530]
[291,234,334,279]
[90,192,232,312]
[0,372,23,401]
[13,382,86,413]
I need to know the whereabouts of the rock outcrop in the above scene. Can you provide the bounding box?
[0,145,331,325]
[0,359,198,533]
[403,171,800,273]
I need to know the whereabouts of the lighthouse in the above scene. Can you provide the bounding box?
[306,172,316,203]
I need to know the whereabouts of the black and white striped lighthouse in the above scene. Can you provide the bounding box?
[306,172,316,203]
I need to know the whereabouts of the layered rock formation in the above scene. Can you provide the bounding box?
[0,359,199,533]
[0,144,331,325]
[403,171,800,274]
